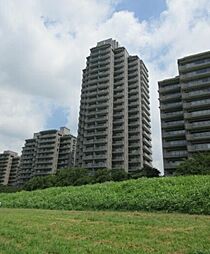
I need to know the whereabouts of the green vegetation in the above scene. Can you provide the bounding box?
[23,167,160,191]
[175,152,210,176]
[0,208,209,254]
[0,175,210,214]
[0,185,20,193]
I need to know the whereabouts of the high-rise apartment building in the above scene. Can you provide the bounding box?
[17,127,76,186]
[0,151,20,186]
[159,51,210,175]
[76,39,152,172]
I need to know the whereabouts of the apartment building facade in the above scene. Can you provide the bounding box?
[76,39,152,172]
[0,151,20,186]
[17,127,76,186]
[159,51,210,175]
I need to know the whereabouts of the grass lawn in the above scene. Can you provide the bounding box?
[0,209,210,254]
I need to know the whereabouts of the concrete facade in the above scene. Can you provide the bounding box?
[17,127,76,186]
[76,39,152,172]
[159,51,210,175]
[0,151,20,186]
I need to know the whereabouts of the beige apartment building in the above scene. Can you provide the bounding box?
[76,39,152,172]
[159,51,210,175]
[0,151,20,186]
[17,127,76,186]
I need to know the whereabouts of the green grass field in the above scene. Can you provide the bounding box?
[0,208,210,254]
[0,175,210,214]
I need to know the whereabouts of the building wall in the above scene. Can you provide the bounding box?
[76,39,152,172]
[159,51,210,175]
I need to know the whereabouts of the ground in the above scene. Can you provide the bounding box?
[0,208,210,254]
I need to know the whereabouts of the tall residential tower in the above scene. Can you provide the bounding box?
[159,51,210,175]
[76,39,152,172]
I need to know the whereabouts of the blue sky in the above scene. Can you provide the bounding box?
[116,0,167,21]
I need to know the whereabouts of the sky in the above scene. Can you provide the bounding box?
[0,0,210,172]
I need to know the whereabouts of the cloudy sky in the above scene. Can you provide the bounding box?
[0,0,210,171]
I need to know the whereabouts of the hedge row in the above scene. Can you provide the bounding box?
[0,175,210,214]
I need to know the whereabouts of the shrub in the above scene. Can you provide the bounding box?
[0,175,210,215]
[175,152,210,176]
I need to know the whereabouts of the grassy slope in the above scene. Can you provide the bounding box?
[0,175,210,214]
[0,208,210,254]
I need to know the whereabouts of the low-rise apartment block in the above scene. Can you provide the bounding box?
[159,51,210,175]
[17,127,76,186]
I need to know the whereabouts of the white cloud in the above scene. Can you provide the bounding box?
[0,0,210,172]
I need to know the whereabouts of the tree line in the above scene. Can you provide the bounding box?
[1,152,210,192]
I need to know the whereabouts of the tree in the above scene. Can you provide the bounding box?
[23,175,56,191]
[141,166,160,178]
[94,169,112,183]
[129,166,160,179]
[175,152,210,176]
[55,168,91,186]
[111,168,128,181]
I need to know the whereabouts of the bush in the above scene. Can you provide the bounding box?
[0,185,20,193]
[0,175,210,215]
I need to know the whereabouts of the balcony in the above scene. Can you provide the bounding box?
[143,152,152,161]
[129,149,140,155]
[128,70,138,79]
[129,158,141,163]
[129,101,139,107]
[179,59,210,72]
[184,109,210,119]
[129,135,140,141]
[163,151,188,158]
[129,83,138,90]
[128,76,138,84]
[161,120,185,128]
[183,99,210,109]
[112,148,124,154]
[180,68,210,81]
[160,102,182,110]
[185,120,210,130]
[112,157,124,162]
[129,128,140,134]
[160,93,181,101]
[162,129,186,138]
[85,162,107,168]
[188,143,210,152]
[163,140,187,148]
[113,141,124,146]
[186,132,210,141]
[113,132,124,138]
[143,138,152,147]
[94,154,107,160]
[159,84,181,93]
[181,77,210,89]
[129,94,139,101]
[143,145,152,154]
[94,138,107,144]
[83,155,94,160]
[161,111,183,120]
[182,88,210,99]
